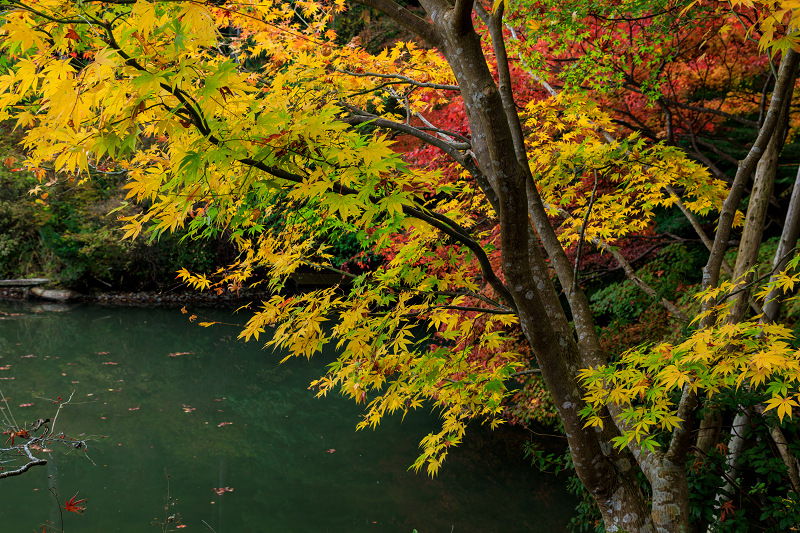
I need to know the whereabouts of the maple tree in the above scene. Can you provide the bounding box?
[1,0,800,530]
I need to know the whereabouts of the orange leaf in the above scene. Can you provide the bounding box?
[65,25,80,42]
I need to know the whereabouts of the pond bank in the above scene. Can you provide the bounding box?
[0,269,350,305]
[0,285,270,306]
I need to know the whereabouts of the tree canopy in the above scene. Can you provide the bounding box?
[1,0,800,530]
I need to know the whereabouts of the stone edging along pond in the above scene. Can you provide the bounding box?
[0,270,351,307]
[0,285,267,306]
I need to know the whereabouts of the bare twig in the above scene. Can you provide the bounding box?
[572,170,600,295]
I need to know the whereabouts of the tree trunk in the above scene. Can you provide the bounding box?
[409,2,657,529]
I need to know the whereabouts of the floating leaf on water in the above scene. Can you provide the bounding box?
[167,352,195,357]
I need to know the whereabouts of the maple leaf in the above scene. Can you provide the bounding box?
[62,493,87,514]
[64,25,80,42]
[719,500,736,522]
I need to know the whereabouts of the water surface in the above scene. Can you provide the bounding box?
[0,302,574,532]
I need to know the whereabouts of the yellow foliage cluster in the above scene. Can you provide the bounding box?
[524,94,730,247]
[580,262,800,450]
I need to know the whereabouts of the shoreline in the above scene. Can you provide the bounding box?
[0,270,351,306]
[0,286,274,307]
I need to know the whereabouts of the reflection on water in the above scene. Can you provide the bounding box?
[0,302,575,532]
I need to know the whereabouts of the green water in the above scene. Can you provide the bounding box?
[0,302,575,532]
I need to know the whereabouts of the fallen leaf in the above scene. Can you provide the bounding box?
[62,493,87,514]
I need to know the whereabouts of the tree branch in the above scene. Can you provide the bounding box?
[665,385,698,464]
[340,106,471,151]
[352,0,440,46]
[451,0,474,35]
[0,445,47,479]
[592,238,691,323]
[572,170,599,296]
[703,49,800,312]
[334,68,460,92]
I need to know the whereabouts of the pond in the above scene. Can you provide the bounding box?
[0,301,575,532]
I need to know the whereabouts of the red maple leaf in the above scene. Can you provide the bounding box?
[720,500,736,522]
[65,25,80,42]
[62,493,87,514]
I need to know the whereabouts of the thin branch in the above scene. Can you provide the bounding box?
[371,304,514,318]
[679,134,739,167]
[657,98,675,144]
[352,0,440,46]
[333,68,460,92]
[572,170,600,295]
[426,289,505,308]
[758,70,774,128]
[509,368,542,377]
[664,184,735,278]
[663,98,759,128]
[592,237,691,323]
[340,106,471,151]
[301,261,358,280]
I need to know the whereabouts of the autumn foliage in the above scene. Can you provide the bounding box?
[1,0,800,529]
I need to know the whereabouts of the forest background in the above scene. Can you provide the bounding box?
[1,0,800,531]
